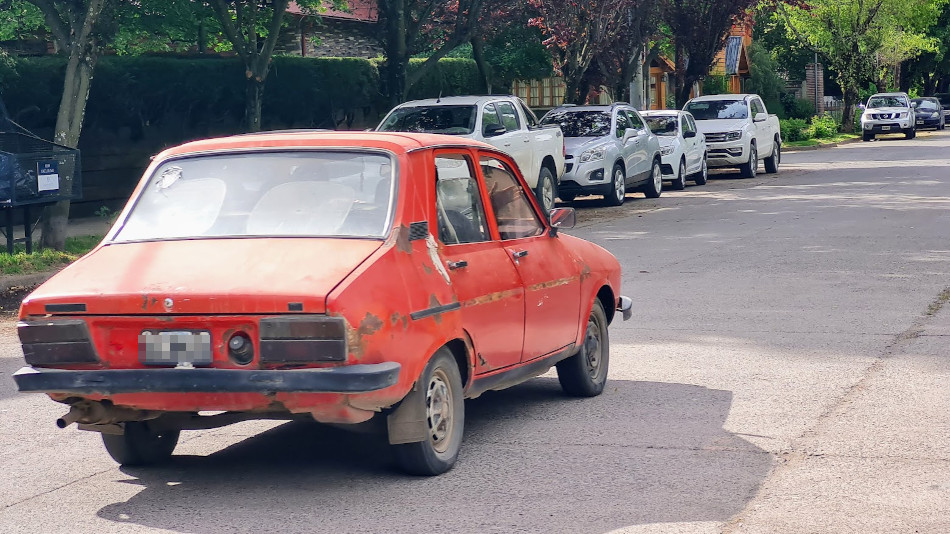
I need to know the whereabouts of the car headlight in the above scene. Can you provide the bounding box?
[895,112,906,119]
[579,146,607,163]
[725,130,742,141]
[660,145,674,156]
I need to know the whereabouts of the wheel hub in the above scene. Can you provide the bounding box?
[426,370,453,453]
[615,169,624,201]
[583,319,602,378]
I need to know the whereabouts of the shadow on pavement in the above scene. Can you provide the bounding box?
[97,377,771,534]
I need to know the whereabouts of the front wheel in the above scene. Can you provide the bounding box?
[740,143,757,178]
[764,141,780,174]
[392,349,464,476]
[604,163,626,206]
[535,166,557,214]
[670,159,687,190]
[556,300,609,397]
[905,128,916,140]
[101,421,179,466]
[642,159,663,198]
[863,132,874,142]
[692,156,708,185]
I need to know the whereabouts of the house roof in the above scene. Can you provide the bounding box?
[287,0,378,22]
[725,36,749,76]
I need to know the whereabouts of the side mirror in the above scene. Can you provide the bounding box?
[753,112,768,123]
[859,104,867,110]
[484,123,507,137]
[683,130,697,138]
[548,207,576,236]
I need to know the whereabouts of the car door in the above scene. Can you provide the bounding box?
[434,151,526,373]
[494,100,534,180]
[749,97,772,155]
[482,102,531,179]
[681,114,699,172]
[625,109,651,179]
[478,154,582,362]
[614,109,637,183]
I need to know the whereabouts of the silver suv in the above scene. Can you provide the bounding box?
[540,104,662,206]
[861,92,916,141]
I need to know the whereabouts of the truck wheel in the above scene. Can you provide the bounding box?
[101,422,179,466]
[392,349,464,476]
[556,299,609,397]
[764,140,780,174]
[671,159,687,190]
[604,163,626,206]
[559,192,576,202]
[535,167,557,214]
[740,143,757,178]
[863,132,874,142]
[905,128,916,140]
[642,159,663,198]
[692,156,708,185]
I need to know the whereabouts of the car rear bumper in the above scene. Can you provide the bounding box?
[13,362,401,395]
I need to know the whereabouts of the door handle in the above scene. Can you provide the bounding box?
[503,143,512,147]
[523,138,531,143]
[447,260,468,270]
[511,250,528,263]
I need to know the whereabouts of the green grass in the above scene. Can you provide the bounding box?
[0,235,103,275]
[785,133,861,148]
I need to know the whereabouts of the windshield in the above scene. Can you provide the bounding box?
[114,151,395,242]
[644,116,678,136]
[867,96,908,108]
[684,100,748,120]
[377,105,476,134]
[540,110,612,137]
[912,99,939,111]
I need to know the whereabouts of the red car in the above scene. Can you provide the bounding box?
[14,132,631,475]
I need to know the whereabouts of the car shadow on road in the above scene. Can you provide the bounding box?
[96,378,772,534]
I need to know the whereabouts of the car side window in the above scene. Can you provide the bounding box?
[479,156,544,240]
[495,102,521,131]
[626,109,645,131]
[750,99,764,116]
[682,115,695,134]
[518,100,540,129]
[615,111,632,138]
[482,104,503,136]
[686,115,698,133]
[435,154,491,245]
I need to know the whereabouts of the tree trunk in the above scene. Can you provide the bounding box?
[841,87,858,133]
[471,37,492,94]
[382,0,408,105]
[674,41,687,108]
[40,45,97,250]
[245,75,264,132]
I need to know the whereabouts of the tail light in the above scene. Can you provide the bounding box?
[18,319,99,366]
[258,316,347,363]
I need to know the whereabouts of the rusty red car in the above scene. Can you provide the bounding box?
[13,131,631,475]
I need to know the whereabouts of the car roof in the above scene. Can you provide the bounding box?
[154,131,496,160]
[641,110,682,116]
[547,104,628,112]
[392,95,520,107]
[870,92,909,97]
[687,94,751,102]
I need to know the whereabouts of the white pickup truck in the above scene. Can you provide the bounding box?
[376,95,566,212]
[683,94,781,178]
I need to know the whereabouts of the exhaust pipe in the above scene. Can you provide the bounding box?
[56,401,158,428]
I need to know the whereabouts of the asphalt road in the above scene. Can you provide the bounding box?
[1,131,949,533]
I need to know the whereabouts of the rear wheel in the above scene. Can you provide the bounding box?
[739,143,757,178]
[670,159,687,190]
[556,300,609,397]
[604,163,626,206]
[535,166,557,214]
[692,156,708,185]
[642,159,663,198]
[392,349,464,476]
[101,422,179,466]
[764,140,780,174]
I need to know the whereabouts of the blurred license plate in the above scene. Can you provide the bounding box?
[140,330,212,366]
[881,126,891,131]
[917,121,924,125]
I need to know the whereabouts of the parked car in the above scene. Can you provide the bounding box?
[684,94,782,178]
[860,92,916,141]
[376,96,565,213]
[641,110,708,189]
[911,97,945,130]
[539,103,663,206]
[13,131,632,476]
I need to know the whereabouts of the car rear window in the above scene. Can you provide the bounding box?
[684,100,748,120]
[644,115,678,136]
[540,110,612,137]
[377,105,477,135]
[114,151,395,242]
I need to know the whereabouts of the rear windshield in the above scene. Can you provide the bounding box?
[684,100,748,120]
[644,115,678,136]
[377,105,476,135]
[867,95,908,108]
[540,110,612,137]
[114,151,395,242]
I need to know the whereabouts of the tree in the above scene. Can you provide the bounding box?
[665,0,759,108]
[378,0,488,105]
[901,3,950,94]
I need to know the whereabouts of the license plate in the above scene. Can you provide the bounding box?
[917,121,924,125]
[139,330,212,366]
[881,126,891,131]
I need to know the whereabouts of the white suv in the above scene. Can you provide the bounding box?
[861,92,916,141]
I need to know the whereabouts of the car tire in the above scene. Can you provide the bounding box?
[101,422,179,466]
[642,159,663,198]
[556,299,609,397]
[392,348,465,476]
[535,166,557,214]
[604,163,626,206]
[904,128,916,140]
[559,192,576,202]
[691,155,708,185]
[739,143,757,178]
[863,132,874,142]
[671,159,687,190]
[764,139,780,174]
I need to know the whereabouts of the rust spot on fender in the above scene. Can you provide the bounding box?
[526,277,576,291]
[358,313,383,336]
[422,263,433,274]
[395,225,412,254]
[390,312,408,330]
[346,312,384,359]
[580,264,592,282]
[141,295,149,310]
[462,289,522,307]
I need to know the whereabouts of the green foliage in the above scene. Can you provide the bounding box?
[810,113,838,139]
[405,57,486,100]
[702,75,729,95]
[746,41,786,118]
[780,118,810,142]
[0,235,101,274]
[780,94,816,120]
[483,25,553,85]
[0,0,45,41]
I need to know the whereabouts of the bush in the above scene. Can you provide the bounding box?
[780,118,810,142]
[781,94,816,120]
[702,75,729,95]
[810,113,838,139]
